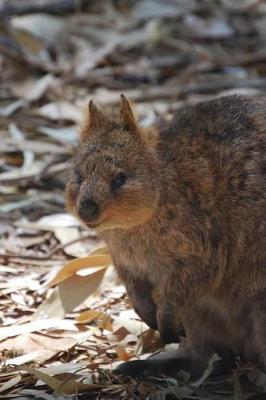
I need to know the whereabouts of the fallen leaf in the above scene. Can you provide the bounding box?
[11,14,66,45]
[35,268,108,319]
[0,374,22,394]
[39,126,78,144]
[116,345,132,361]
[0,332,78,365]
[38,213,82,228]
[54,227,87,257]
[48,252,111,287]
[38,101,82,122]
[113,309,149,336]
[13,74,59,101]
[76,310,103,324]
[18,366,103,394]
[0,319,78,340]
[12,29,45,54]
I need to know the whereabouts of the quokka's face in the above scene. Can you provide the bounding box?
[65,97,159,231]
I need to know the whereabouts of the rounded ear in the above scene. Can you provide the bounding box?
[120,94,139,133]
[80,100,115,142]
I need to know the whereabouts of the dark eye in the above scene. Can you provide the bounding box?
[75,172,83,185]
[111,172,127,193]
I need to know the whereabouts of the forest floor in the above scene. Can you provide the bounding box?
[1,0,266,398]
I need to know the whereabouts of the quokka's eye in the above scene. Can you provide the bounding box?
[75,172,83,185]
[111,172,128,193]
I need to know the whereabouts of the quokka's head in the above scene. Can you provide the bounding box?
[65,95,159,231]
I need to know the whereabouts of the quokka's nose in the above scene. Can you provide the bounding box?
[78,199,99,221]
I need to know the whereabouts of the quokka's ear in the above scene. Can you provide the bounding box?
[80,100,114,142]
[120,94,139,133]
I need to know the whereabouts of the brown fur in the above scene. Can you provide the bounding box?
[65,95,266,377]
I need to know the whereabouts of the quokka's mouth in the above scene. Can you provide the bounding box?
[86,218,105,229]
[86,222,100,228]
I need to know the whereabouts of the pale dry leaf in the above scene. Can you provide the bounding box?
[184,15,234,39]
[32,287,66,320]
[15,232,51,249]
[0,319,78,340]
[39,126,78,144]
[0,161,43,183]
[8,123,34,171]
[0,100,26,117]
[58,269,108,312]
[0,196,41,213]
[11,14,66,45]
[48,251,110,287]
[18,366,103,395]
[6,351,43,366]
[74,35,121,78]
[19,389,56,400]
[0,374,22,394]
[133,0,184,21]
[38,213,81,228]
[38,362,89,377]
[2,333,77,365]
[113,309,149,336]
[0,274,42,291]
[35,268,107,319]
[54,227,87,257]
[39,101,82,122]
[12,74,59,101]
[121,334,139,346]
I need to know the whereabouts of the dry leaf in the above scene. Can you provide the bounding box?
[116,345,133,361]
[13,74,59,101]
[98,314,113,332]
[38,102,82,122]
[35,268,107,319]
[113,309,149,336]
[0,332,77,365]
[12,29,45,54]
[19,366,102,394]
[0,374,22,394]
[11,14,65,45]
[0,319,77,340]
[76,310,103,324]
[38,213,81,228]
[48,251,111,287]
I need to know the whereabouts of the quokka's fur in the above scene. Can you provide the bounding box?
[65,95,266,377]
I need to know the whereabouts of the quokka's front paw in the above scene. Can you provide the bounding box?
[114,359,162,379]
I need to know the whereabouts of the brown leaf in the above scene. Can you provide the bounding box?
[116,345,133,361]
[76,310,103,324]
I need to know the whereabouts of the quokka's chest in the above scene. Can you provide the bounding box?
[104,223,202,281]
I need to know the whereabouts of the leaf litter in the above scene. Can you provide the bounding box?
[1,0,266,398]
